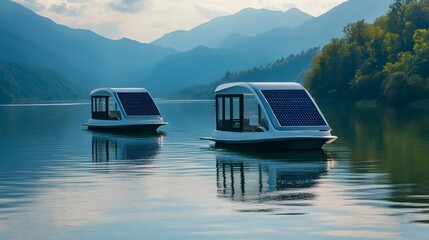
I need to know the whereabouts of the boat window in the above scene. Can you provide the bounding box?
[232,97,240,121]
[224,97,231,121]
[216,94,243,132]
[92,96,108,120]
[216,94,268,132]
[217,97,223,128]
[92,97,121,120]
[108,98,121,120]
[231,97,242,130]
[117,92,160,116]
[258,105,269,131]
[243,94,268,132]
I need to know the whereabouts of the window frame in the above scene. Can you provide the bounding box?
[91,96,109,120]
[215,94,244,132]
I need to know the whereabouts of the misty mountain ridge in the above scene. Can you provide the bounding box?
[1,0,394,102]
[144,45,262,97]
[144,0,393,97]
[151,7,314,52]
[221,0,394,60]
[0,0,176,91]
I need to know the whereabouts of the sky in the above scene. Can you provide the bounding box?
[14,0,347,43]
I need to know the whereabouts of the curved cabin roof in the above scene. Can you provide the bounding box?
[90,88,149,97]
[215,82,331,131]
[90,88,161,117]
[215,82,304,94]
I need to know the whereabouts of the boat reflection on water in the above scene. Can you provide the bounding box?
[91,132,163,163]
[216,150,335,207]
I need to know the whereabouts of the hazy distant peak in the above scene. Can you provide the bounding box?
[286,7,300,12]
[242,7,273,12]
[117,37,141,43]
[151,6,314,52]
[236,7,258,13]
[285,7,313,17]
[235,7,311,17]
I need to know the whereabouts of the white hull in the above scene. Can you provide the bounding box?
[84,119,167,133]
[201,130,337,150]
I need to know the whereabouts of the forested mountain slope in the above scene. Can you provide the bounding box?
[304,0,429,105]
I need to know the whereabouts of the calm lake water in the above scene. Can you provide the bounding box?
[0,101,428,239]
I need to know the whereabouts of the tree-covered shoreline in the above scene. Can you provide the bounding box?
[304,0,429,105]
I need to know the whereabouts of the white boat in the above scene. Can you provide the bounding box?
[201,82,337,150]
[84,88,167,133]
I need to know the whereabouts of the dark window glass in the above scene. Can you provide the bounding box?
[217,97,223,128]
[232,97,241,130]
[117,92,160,116]
[91,97,108,120]
[216,94,243,132]
[261,90,327,127]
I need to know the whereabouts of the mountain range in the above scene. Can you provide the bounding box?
[152,7,314,52]
[0,0,394,102]
[144,0,393,97]
[0,0,176,90]
[221,0,394,60]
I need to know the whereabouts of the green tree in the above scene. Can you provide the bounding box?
[413,28,429,78]
[304,0,429,105]
[382,71,410,104]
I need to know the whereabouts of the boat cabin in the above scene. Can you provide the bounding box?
[85,88,167,132]
[202,82,337,150]
[215,82,332,132]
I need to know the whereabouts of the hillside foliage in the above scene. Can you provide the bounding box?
[304,0,429,104]
[0,62,84,103]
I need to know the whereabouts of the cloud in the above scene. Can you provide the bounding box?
[49,1,85,16]
[194,3,230,19]
[109,0,149,13]
[279,0,347,16]
[16,0,46,11]
[151,21,166,29]
[282,2,298,9]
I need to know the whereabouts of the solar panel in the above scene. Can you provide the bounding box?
[117,92,160,116]
[261,90,327,127]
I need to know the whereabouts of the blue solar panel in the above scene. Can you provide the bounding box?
[261,90,327,127]
[117,92,160,116]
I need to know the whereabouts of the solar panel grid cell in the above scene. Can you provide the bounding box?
[261,90,327,127]
[117,92,160,116]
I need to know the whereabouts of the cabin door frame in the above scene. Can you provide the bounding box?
[215,94,244,132]
[91,96,109,120]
